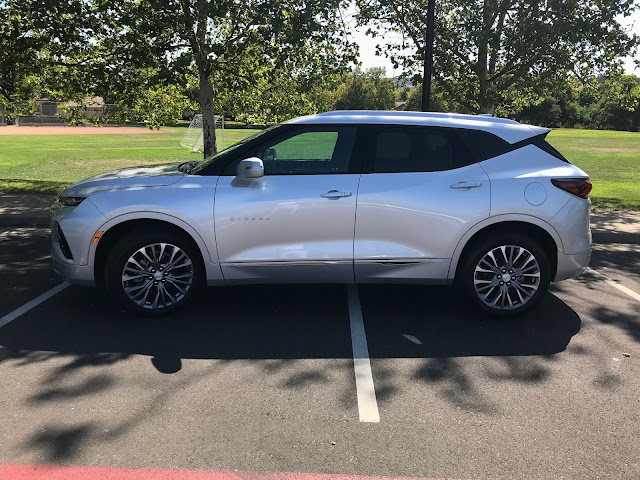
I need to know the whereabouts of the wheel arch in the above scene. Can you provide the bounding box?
[448,215,563,282]
[91,213,220,286]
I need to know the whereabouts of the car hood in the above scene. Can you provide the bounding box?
[59,164,185,198]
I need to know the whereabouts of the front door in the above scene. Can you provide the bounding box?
[214,126,361,284]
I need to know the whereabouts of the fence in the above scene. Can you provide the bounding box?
[3,101,122,126]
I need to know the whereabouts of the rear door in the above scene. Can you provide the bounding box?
[214,125,362,284]
[354,125,490,283]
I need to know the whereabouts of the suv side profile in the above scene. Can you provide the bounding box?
[51,111,592,317]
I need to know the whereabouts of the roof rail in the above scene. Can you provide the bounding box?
[317,110,518,125]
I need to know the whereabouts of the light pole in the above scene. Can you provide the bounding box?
[421,0,436,112]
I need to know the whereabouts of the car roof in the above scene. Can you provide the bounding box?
[285,110,549,144]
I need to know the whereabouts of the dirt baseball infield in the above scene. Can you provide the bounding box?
[0,126,176,135]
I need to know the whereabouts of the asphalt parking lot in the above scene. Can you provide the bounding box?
[1,226,639,480]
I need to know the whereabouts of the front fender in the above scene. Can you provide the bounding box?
[88,211,223,284]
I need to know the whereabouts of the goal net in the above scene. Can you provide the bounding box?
[180,114,224,153]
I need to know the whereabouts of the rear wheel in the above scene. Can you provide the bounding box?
[459,235,551,317]
[105,229,204,316]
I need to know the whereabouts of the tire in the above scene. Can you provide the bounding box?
[458,234,551,318]
[104,228,204,316]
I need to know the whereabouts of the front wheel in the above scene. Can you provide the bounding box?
[459,235,551,317]
[105,229,204,316]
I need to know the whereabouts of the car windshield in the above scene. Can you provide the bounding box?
[189,125,279,174]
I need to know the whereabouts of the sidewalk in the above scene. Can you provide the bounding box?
[0,193,639,243]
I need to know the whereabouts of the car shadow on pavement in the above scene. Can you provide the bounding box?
[359,284,581,358]
[0,283,580,365]
[0,283,582,463]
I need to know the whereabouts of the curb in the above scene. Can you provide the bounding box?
[1,216,639,244]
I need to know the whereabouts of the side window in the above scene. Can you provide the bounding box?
[254,127,357,175]
[371,127,455,173]
[453,128,510,163]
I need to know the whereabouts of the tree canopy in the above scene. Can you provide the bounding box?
[357,0,638,113]
[334,68,397,111]
[95,0,357,156]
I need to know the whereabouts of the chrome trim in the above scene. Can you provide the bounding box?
[222,258,431,267]
[356,258,431,265]
[222,259,353,267]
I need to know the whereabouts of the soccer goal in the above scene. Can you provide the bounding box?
[180,114,224,153]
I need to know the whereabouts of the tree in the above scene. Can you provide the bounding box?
[2,1,355,154]
[403,83,455,112]
[99,0,355,157]
[0,1,100,120]
[334,68,396,110]
[357,0,638,114]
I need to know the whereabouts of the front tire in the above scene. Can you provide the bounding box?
[459,235,551,317]
[104,228,204,316]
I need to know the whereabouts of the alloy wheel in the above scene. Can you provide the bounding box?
[473,245,541,311]
[121,243,194,310]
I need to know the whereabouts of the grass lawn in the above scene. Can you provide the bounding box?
[0,126,638,210]
[0,128,256,194]
[546,129,640,210]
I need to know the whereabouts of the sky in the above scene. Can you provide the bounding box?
[354,9,640,77]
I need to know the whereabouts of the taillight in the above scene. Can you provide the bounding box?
[551,178,592,199]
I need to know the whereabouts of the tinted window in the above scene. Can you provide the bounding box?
[454,128,570,164]
[225,126,357,175]
[370,127,456,173]
[454,128,510,162]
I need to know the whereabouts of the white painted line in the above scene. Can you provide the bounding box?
[585,267,640,303]
[347,284,380,423]
[0,282,70,329]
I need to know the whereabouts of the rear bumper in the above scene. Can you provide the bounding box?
[554,248,591,281]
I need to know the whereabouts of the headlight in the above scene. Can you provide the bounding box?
[59,196,86,207]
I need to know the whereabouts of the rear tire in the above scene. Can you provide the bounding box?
[458,234,551,318]
[104,228,204,316]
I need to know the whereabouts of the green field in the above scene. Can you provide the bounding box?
[0,126,638,210]
[0,128,256,194]
[546,129,640,210]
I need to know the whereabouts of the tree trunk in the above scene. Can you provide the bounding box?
[198,69,217,159]
[477,0,495,114]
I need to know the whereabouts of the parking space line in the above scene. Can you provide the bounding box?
[347,284,380,423]
[0,282,70,329]
[585,267,640,303]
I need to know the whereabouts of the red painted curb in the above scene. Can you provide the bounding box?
[0,463,440,480]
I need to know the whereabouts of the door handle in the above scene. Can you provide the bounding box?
[321,190,352,199]
[450,181,482,190]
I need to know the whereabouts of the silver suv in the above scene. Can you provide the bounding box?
[51,111,592,317]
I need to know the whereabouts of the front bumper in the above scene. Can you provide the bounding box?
[51,225,96,286]
[50,198,106,286]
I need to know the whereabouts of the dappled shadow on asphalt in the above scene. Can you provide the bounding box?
[558,270,640,343]
[0,227,59,316]
[0,283,582,462]
[590,244,640,284]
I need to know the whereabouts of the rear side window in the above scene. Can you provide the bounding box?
[367,126,461,173]
[454,129,510,162]
[454,128,570,163]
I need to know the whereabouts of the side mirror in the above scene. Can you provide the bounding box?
[236,157,264,179]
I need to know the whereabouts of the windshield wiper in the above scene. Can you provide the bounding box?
[177,160,199,173]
